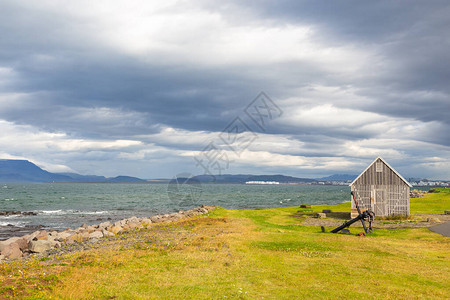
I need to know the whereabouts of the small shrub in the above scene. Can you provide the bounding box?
[378,214,412,221]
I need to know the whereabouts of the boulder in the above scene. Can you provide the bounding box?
[0,254,4,261]
[29,240,53,253]
[322,209,332,213]
[80,231,90,240]
[114,220,126,227]
[15,238,29,251]
[108,226,123,235]
[49,231,58,237]
[427,218,441,223]
[27,231,42,242]
[57,231,73,241]
[34,230,48,241]
[1,242,22,259]
[126,216,139,224]
[141,218,152,226]
[102,229,114,237]
[0,237,21,252]
[98,221,111,229]
[89,231,103,239]
[315,213,326,219]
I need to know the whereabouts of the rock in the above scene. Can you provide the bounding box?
[427,218,441,223]
[445,210,450,215]
[0,254,4,261]
[66,233,85,244]
[341,229,351,234]
[114,219,126,227]
[141,218,152,226]
[87,226,96,233]
[1,242,22,259]
[27,231,42,242]
[150,216,159,222]
[126,217,139,224]
[34,230,48,241]
[89,231,103,239]
[0,237,21,252]
[315,213,326,218]
[57,231,73,241]
[81,231,90,240]
[15,238,29,251]
[108,226,123,235]
[102,229,114,237]
[322,209,332,213]
[127,222,141,230]
[99,221,111,229]
[300,204,311,208]
[29,240,53,253]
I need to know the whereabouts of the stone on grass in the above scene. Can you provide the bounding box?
[322,209,332,213]
[315,213,326,218]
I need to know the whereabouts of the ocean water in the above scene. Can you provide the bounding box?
[0,183,350,240]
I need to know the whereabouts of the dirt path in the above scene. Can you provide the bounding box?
[292,212,450,230]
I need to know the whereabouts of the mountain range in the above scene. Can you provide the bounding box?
[0,159,357,183]
[0,160,145,183]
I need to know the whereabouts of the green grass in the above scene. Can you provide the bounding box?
[0,192,448,299]
[411,188,450,214]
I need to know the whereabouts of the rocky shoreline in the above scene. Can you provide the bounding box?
[0,205,216,262]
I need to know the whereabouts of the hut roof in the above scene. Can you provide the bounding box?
[350,156,412,187]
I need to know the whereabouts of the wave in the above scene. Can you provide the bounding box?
[39,210,109,215]
[0,221,27,227]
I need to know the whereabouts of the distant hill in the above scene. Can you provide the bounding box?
[58,173,107,182]
[193,174,317,184]
[0,159,148,183]
[0,159,73,183]
[106,176,147,183]
[317,174,357,181]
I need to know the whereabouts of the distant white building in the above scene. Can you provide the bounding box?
[245,181,280,185]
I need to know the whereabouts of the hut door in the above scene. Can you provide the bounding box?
[374,189,387,216]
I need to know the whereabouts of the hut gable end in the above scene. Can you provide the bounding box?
[350,157,411,217]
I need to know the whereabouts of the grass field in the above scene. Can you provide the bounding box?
[0,189,449,299]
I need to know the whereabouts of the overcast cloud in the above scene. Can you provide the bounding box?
[0,0,449,179]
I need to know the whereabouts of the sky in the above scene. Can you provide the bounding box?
[0,0,449,179]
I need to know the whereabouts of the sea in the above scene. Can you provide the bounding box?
[0,183,351,240]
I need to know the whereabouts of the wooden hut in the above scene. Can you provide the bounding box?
[350,157,412,218]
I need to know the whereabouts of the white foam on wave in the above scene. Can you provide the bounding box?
[39,210,109,215]
[0,220,27,227]
[41,210,63,215]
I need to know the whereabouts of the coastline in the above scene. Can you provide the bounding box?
[0,192,448,298]
[0,205,215,262]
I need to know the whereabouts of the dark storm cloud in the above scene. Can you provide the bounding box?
[0,0,449,178]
